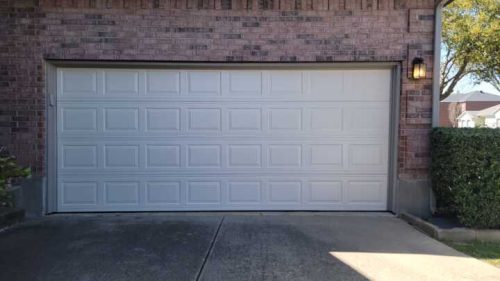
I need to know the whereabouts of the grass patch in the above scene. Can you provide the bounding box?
[448,241,500,268]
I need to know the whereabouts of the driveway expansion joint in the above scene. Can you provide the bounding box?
[195,216,225,281]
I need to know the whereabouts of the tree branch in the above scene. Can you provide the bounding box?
[490,76,500,92]
[441,48,453,79]
[436,0,454,7]
[441,59,469,100]
[443,0,455,7]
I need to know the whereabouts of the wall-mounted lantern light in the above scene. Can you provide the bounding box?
[412,57,426,79]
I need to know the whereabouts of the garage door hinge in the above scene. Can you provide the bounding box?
[49,95,55,107]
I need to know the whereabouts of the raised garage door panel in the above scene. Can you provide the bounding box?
[56,68,391,212]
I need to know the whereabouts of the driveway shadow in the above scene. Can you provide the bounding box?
[0,214,220,281]
[1,213,499,281]
[199,215,369,281]
[198,214,500,281]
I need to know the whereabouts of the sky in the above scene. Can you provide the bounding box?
[454,75,500,96]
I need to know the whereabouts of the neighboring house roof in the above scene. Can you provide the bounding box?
[441,91,500,103]
[457,111,479,120]
[456,104,500,120]
[477,104,500,117]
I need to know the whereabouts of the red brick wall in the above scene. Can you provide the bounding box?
[0,0,435,179]
[466,101,500,111]
[439,102,464,128]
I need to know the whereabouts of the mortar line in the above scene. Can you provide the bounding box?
[195,216,225,281]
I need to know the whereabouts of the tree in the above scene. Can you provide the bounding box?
[447,102,463,127]
[474,116,486,128]
[440,0,500,100]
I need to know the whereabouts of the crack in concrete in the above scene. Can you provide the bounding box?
[195,216,225,281]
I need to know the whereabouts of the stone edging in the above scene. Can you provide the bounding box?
[400,212,500,242]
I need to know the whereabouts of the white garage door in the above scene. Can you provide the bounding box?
[56,67,391,212]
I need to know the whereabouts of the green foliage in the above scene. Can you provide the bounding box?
[0,152,31,208]
[448,241,500,268]
[431,128,500,228]
[440,0,500,99]
[474,116,486,128]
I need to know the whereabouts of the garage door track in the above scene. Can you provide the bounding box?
[1,213,499,281]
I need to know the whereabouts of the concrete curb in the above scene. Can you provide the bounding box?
[400,212,500,242]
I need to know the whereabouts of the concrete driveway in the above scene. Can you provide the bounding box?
[1,213,499,281]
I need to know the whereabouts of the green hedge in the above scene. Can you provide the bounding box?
[431,128,500,229]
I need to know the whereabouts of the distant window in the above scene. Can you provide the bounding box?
[466,120,471,127]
